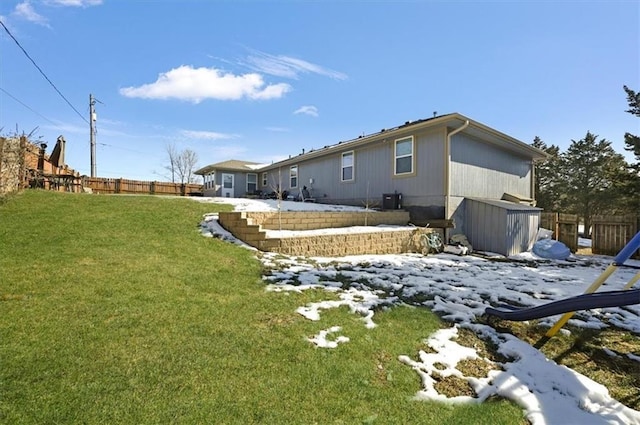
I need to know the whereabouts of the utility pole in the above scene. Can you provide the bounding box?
[89,93,97,177]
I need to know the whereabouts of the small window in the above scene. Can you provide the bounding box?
[262,172,268,187]
[247,173,257,193]
[341,151,354,181]
[394,136,414,175]
[290,165,298,189]
[223,174,233,189]
[205,173,214,189]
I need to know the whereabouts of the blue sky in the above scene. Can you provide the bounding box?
[1,0,638,181]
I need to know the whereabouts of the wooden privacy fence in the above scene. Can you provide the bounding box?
[83,177,202,196]
[540,212,579,252]
[542,212,639,259]
[591,215,639,259]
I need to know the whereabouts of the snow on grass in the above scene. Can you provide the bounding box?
[197,196,640,424]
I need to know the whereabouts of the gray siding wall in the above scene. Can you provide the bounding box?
[450,133,532,199]
[201,171,251,198]
[232,172,250,197]
[261,127,447,210]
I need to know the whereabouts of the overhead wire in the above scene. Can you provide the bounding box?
[0,19,89,125]
[0,86,61,127]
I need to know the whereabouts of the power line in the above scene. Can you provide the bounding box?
[0,86,60,126]
[0,19,89,125]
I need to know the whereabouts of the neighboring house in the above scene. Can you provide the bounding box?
[196,113,549,254]
[195,159,264,198]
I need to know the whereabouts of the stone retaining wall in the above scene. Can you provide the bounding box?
[262,227,433,256]
[217,211,436,256]
[0,137,25,195]
[238,210,410,230]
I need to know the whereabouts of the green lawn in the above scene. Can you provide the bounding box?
[0,191,525,424]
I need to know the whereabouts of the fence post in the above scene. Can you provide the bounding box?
[115,178,121,194]
[150,181,155,195]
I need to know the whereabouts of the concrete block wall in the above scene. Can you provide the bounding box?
[217,211,435,256]
[258,227,434,257]
[235,211,410,231]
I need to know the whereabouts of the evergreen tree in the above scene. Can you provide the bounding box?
[623,85,640,162]
[559,132,628,236]
[621,85,640,212]
[531,136,562,211]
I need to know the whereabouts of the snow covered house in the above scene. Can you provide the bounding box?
[196,113,548,254]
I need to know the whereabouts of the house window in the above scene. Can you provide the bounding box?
[262,172,268,187]
[394,136,414,175]
[223,174,233,189]
[247,173,257,193]
[341,151,354,181]
[290,165,298,189]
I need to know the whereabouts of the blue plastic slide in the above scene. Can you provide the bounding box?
[484,289,640,321]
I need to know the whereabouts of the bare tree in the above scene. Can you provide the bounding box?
[164,143,178,183]
[175,149,199,184]
[267,168,285,230]
[162,144,198,184]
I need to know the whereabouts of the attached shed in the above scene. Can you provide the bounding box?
[464,198,541,256]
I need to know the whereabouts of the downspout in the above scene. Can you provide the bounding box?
[530,160,536,206]
[444,120,470,240]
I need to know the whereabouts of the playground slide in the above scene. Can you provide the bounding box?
[484,289,640,321]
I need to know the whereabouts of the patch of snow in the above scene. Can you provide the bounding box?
[308,326,350,348]
[196,198,640,424]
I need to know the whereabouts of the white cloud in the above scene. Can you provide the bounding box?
[119,65,291,103]
[14,1,49,26]
[244,49,348,81]
[294,105,319,117]
[181,130,239,140]
[44,0,103,6]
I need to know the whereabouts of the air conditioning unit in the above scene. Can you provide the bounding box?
[382,193,402,210]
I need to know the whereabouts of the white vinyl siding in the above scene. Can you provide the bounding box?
[341,151,354,181]
[394,136,414,175]
[290,165,298,188]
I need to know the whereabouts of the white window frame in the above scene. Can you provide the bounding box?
[261,172,268,188]
[341,151,354,182]
[290,165,298,189]
[394,136,414,175]
[247,173,257,193]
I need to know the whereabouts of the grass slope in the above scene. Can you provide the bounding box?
[0,191,524,424]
